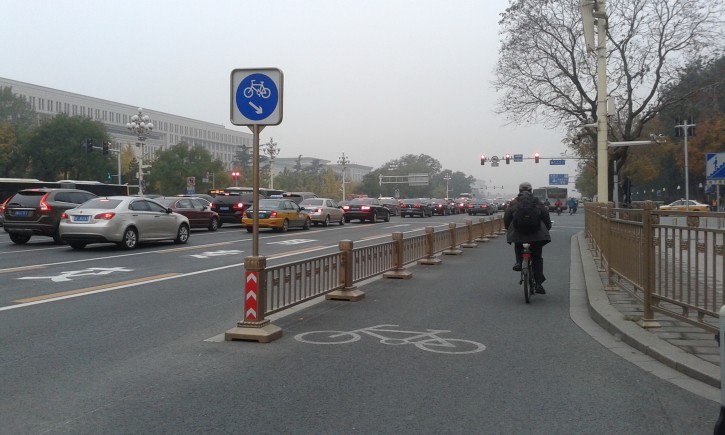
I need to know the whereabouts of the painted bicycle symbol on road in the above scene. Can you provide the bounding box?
[243,80,271,99]
[294,324,486,354]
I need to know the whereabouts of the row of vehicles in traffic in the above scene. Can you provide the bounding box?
[0,184,506,250]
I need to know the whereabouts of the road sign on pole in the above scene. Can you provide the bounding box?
[230,68,283,126]
[549,159,566,165]
[513,154,523,162]
[549,174,569,185]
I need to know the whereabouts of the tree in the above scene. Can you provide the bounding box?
[495,0,724,198]
[0,86,38,177]
[144,142,226,195]
[22,114,113,181]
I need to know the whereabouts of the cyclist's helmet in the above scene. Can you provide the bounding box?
[519,181,533,193]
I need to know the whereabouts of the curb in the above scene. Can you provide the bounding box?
[576,232,721,389]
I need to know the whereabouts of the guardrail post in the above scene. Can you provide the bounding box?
[327,240,365,301]
[495,215,506,235]
[604,202,619,290]
[475,218,490,242]
[418,227,442,265]
[488,215,501,238]
[225,255,282,343]
[461,219,478,248]
[715,305,725,433]
[638,201,661,328]
[384,232,412,279]
[443,223,463,255]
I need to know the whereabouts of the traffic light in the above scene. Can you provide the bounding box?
[102,141,110,155]
[534,152,540,163]
[505,154,510,164]
[231,171,240,180]
[107,172,112,181]
[85,138,93,153]
[480,155,486,165]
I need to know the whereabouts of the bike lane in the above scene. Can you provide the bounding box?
[1,215,715,433]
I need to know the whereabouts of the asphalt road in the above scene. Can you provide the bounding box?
[0,212,717,433]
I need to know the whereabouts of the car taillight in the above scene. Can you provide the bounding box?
[235,203,245,210]
[94,212,116,220]
[315,208,323,213]
[361,206,370,211]
[0,196,8,214]
[39,193,51,213]
[342,206,350,211]
[270,211,278,217]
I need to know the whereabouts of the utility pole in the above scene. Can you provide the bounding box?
[263,137,280,189]
[338,152,350,201]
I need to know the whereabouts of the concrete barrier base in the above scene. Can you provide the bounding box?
[326,288,365,301]
[225,323,283,343]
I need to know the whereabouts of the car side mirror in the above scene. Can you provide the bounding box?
[166,208,173,214]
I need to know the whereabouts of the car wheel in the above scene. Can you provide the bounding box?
[119,227,138,250]
[209,217,219,231]
[175,224,190,244]
[384,212,390,222]
[339,215,345,225]
[371,212,377,223]
[9,233,31,244]
[344,217,350,223]
[69,242,86,250]
[280,219,289,232]
[246,227,253,233]
[323,215,330,227]
[303,217,311,230]
[52,230,65,245]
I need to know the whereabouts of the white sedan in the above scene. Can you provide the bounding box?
[59,196,190,250]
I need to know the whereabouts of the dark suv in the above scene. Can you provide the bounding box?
[2,188,97,244]
[210,192,253,225]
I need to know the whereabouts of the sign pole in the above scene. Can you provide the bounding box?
[252,124,263,257]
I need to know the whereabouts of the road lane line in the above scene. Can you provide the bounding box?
[0,265,47,274]
[11,273,181,303]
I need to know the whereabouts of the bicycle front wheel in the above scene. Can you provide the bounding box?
[415,338,486,354]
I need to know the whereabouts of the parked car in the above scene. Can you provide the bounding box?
[2,188,97,244]
[342,197,391,223]
[378,197,401,216]
[467,199,496,216]
[659,199,710,212]
[210,192,253,225]
[429,198,452,216]
[156,196,220,231]
[59,196,190,250]
[242,198,311,232]
[399,198,433,218]
[299,197,345,226]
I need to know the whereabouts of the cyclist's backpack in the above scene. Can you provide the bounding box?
[513,192,541,234]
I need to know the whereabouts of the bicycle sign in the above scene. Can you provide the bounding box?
[230,68,283,126]
[294,324,486,354]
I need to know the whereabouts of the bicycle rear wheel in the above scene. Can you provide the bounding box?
[522,259,531,304]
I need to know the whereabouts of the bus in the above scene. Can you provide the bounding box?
[0,178,130,204]
[532,186,568,211]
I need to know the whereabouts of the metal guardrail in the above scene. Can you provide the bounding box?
[262,215,504,316]
[585,202,725,333]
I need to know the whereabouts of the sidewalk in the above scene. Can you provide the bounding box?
[575,231,721,396]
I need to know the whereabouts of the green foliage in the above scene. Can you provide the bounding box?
[0,86,38,177]
[144,142,227,195]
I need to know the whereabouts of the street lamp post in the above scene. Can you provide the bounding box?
[444,173,451,199]
[125,108,154,195]
[338,152,350,201]
[263,137,280,189]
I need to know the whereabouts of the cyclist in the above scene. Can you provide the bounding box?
[568,197,577,214]
[504,181,552,294]
[554,198,563,215]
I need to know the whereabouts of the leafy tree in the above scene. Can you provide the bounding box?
[144,142,227,195]
[495,0,724,198]
[0,86,38,177]
[22,114,113,181]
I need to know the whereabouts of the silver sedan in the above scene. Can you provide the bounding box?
[59,196,190,250]
[299,197,345,226]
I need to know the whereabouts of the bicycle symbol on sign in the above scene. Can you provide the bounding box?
[243,80,271,99]
[294,324,486,354]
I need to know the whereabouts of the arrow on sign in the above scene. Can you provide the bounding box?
[246,291,257,301]
[246,273,258,284]
[245,308,257,318]
[248,101,263,114]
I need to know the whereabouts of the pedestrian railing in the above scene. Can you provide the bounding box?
[231,215,504,335]
[585,202,725,333]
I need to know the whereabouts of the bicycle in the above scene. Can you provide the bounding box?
[294,324,486,354]
[243,80,271,99]
[520,243,537,303]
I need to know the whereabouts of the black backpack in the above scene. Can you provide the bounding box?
[513,192,541,234]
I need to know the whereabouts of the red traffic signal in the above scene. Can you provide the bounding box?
[505,154,511,164]
[102,141,110,155]
[534,152,540,163]
[231,171,240,180]
[480,155,486,165]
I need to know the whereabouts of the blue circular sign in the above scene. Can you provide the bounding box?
[235,73,279,121]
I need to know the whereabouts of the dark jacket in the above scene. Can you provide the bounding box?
[504,192,552,244]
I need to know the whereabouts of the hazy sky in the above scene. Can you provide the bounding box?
[1,0,576,195]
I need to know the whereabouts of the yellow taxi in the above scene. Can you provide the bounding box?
[242,198,311,232]
[658,199,710,211]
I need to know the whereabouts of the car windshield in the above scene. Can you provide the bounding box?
[77,198,122,209]
[350,198,373,205]
[301,199,324,207]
